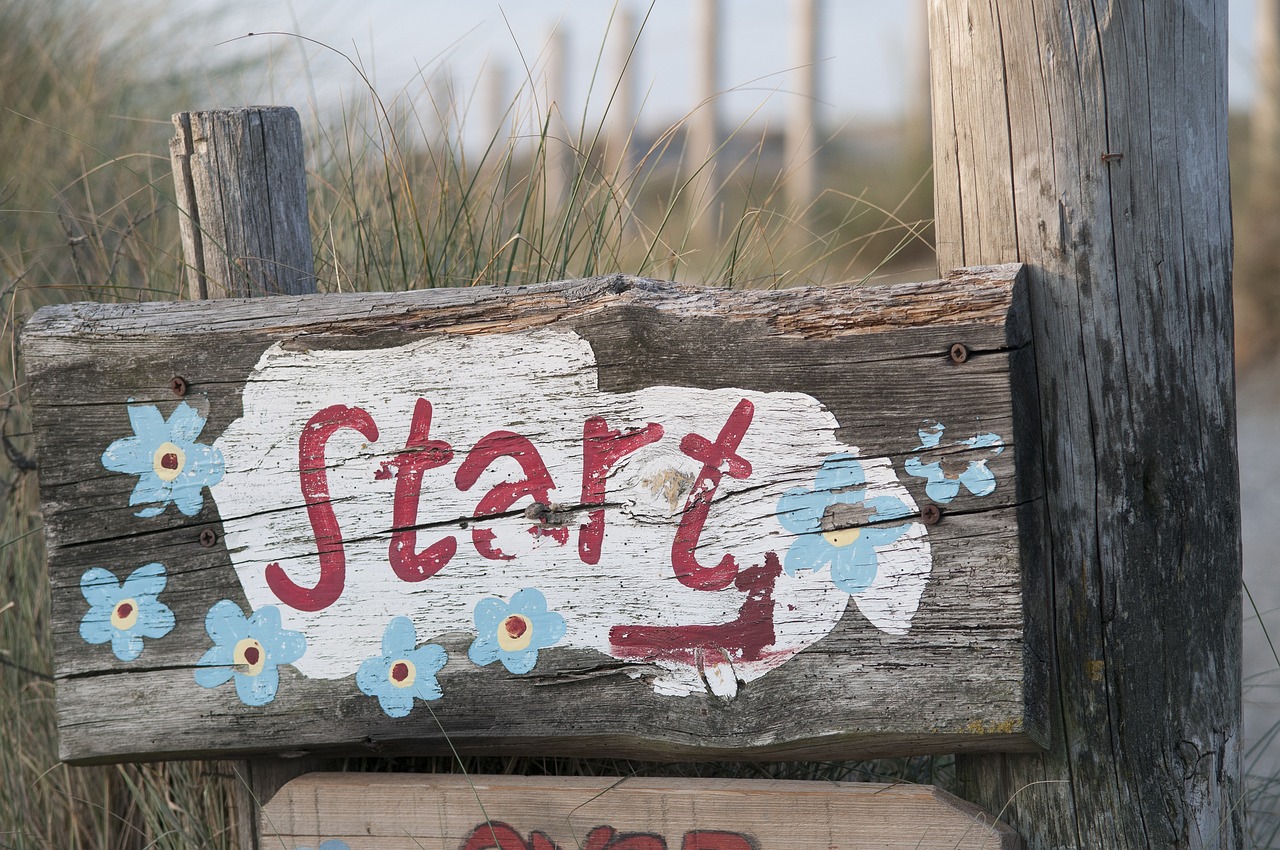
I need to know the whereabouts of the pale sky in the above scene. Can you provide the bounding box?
[179,0,1258,139]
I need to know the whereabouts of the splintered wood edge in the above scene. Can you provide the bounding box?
[260,772,1022,850]
[21,264,1027,343]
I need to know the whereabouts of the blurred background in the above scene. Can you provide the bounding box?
[2,0,1278,846]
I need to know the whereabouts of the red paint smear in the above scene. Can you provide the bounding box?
[609,551,781,665]
[266,404,378,612]
[388,398,457,582]
[671,399,754,591]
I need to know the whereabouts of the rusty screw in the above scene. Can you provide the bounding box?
[948,343,969,364]
[169,376,188,397]
[199,528,218,548]
[921,504,942,526]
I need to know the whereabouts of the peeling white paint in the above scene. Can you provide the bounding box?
[211,330,932,696]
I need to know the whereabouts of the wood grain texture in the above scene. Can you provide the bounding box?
[169,105,327,850]
[22,265,1047,764]
[930,2,1241,848]
[260,773,1020,850]
[169,107,315,299]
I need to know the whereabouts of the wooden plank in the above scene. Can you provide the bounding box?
[930,2,1242,848]
[21,264,1045,764]
[260,773,1020,850]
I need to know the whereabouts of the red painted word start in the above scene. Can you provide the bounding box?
[264,397,782,666]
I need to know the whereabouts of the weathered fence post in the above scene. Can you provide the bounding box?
[690,0,722,248]
[169,105,324,850]
[170,107,315,299]
[785,0,820,220]
[606,4,639,184]
[929,1,1242,847]
[544,25,574,210]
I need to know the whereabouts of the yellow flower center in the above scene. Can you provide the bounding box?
[152,441,186,483]
[822,527,862,548]
[388,659,416,688]
[497,614,534,652]
[110,599,140,630]
[233,638,266,676]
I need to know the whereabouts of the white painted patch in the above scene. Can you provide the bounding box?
[210,330,931,696]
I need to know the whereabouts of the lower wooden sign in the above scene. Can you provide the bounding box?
[261,774,1019,850]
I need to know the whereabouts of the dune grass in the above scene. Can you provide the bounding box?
[3,2,1273,849]
[0,4,938,846]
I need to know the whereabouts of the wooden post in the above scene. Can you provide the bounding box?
[606,4,639,183]
[544,26,574,210]
[784,0,819,221]
[169,107,315,299]
[169,106,325,850]
[929,2,1242,847]
[486,60,511,149]
[689,0,722,248]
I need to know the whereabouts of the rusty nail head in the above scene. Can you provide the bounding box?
[949,343,969,364]
[921,504,942,525]
[199,528,218,548]
[170,376,188,397]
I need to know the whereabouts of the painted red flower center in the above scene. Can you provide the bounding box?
[243,645,261,666]
[110,598,140,630]
[503,616,528,639]
[391,661,411,683]
[160,452,180,470]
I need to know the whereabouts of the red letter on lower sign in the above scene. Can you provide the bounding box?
[681,831,756,850]
[266,404,378,612]
[387,398,456,582]
[579,416,663,565]
[671,398,755,591]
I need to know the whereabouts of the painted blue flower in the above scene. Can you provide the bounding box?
[357,616,448,718]
[295,842,351,850]
[903,420,1005,503]
[776,453,913,594]
[78,563,175,661]
[468,588,566,674]
[101,400,225,518]
[194,601,306,706]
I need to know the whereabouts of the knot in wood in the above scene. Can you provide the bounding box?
[820,501,876,533]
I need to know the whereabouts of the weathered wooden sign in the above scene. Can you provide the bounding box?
[260,774,1019,849]
[22,263,1044,763]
